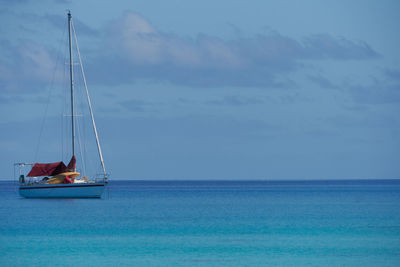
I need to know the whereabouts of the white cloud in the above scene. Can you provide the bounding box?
[19,42,56,81]
[96,11,379,87]
[0,41,59,93]
[0,11,382,91]
[108,12,242,68]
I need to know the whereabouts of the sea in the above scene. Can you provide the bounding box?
[1,179,400,267]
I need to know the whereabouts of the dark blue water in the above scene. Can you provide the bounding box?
[1,180,400,266]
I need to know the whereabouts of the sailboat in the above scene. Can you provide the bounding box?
[16,11,108,198]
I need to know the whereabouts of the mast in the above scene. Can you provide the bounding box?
[68,11,76,163]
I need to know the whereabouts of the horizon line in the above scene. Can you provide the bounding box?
[1,178,400,182]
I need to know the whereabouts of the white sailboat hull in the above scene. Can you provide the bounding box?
[19,183,106,198]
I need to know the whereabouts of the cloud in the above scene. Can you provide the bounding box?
[0,40,59,93]
[325,113,399,130]
[0,0,70,6]
[349,83,400,104]
[383,68,400,81]
[86,11,380,88]
[206,95,264,106]
[119,99,150,112]
[302,34,380,60]
[0,11,382,94]
[344,68,400,104]
[43,14,99,36]
[7,11,99,37]
[0,10,100,94]
[307,67,400,104]
[0,0,28,4]
[308,74,338,89]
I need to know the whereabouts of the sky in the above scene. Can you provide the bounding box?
[0,0,399,180]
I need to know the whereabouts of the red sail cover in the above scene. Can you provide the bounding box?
[27,156,76,177]
[27,161,67,177]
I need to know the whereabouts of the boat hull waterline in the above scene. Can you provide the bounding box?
[19,183,106,198]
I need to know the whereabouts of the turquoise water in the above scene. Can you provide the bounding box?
[1,180,400,266]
